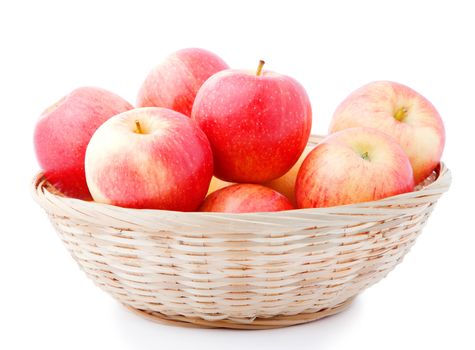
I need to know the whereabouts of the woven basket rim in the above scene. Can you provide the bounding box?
[31,161,451,219]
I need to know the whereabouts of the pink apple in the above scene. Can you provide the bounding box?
[199,184,294,213]
[329,81,445,184]
[192,60,312,183]
[34,87,132,199]
[137,48,229,116]
[85,107,213,211]
[296,127,414,208]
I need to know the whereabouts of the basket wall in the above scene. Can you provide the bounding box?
[32,139,451,328]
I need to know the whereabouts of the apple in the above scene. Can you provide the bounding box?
[329,81,445,184]
[265,145,314,206]
[199,184,293,213]
[207,176,233,195]
[296,127,414,208]
[85,107,213,211]
[192,60,312,183]
[137,48,229,116]
[34,87,132,199]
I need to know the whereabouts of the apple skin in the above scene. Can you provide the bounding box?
[207,146,315,205]
[207,176,233,195]
[329,81,445,184]
[85,107,213,211]
[199,184,294,213]
[34,87,133,199]
[296,127,415,208]
[137,48,229,116]
[265,145,314,206]
[192,67,312,183]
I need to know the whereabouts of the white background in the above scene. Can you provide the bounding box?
[1,1,474,349]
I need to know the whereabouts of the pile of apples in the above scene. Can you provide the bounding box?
[34,48,445,213]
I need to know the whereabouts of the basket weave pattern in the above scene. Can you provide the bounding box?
[32,136,451,329]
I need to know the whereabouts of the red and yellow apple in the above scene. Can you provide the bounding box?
[137,48,229,116]
[206,145,316,205]
[296,127,414,208]
[192,60,312,183]
[34,87,132,199]
[200,184,293,213]
[265,145,314,206]
[207,176,233,195]
[329,81,445,184]
[85,107,213,211]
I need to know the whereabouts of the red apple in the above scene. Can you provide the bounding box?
[192,60,312,183]
[296,127,414,208]
[34,87,132,199]
[199,184,294,213]
[137,48,229,116]
[329,81,445,183]
[85,107,213,211]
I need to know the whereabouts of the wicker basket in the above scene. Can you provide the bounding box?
[32,135,451,329]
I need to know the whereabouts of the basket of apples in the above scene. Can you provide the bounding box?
[32,48,451,329]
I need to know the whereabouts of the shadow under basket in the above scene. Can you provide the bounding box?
[31,136,451,329]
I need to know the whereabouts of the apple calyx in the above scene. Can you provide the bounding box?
[135,120,143,134]
[361,151,370,161]
[256,60,265,76]
[394,107,408,122]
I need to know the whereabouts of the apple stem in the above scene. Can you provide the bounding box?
[394,107,408,121]
[135,120,143,134]
[256,60,265,76]
[361,151,370,160]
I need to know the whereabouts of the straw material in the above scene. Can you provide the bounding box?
[32,135,451,329]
